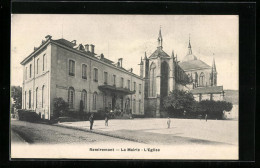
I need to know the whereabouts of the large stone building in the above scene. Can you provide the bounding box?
[21,29,225,119]
[21,35,144,120]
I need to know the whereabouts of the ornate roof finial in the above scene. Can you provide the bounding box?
[157,26,163,48]
[140,56,143,65]
[187,34,192,55]
[212,56,216,72]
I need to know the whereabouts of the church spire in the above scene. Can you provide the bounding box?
[157,26,163,49]
[187,34,192,55]
[212,57,216,72]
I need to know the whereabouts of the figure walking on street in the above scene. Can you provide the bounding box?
[89,113,94,130]
[105,112,109,126]
[167,117,171,128]
[205,114,208,122]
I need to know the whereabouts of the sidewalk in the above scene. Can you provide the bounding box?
[56,118,238,146]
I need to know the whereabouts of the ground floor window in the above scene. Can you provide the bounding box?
[93,92,97,110]
[68,87,75,109]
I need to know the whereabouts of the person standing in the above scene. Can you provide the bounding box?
[89,113,94,130]
[105,112,109,126]
[205,114,208,122]
[167,117,171,128]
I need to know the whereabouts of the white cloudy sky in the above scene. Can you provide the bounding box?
[11,15,238,90]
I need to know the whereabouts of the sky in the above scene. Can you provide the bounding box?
[11,15,238,90]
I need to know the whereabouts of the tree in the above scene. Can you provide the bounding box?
[53,97,69,118]
[11,86,22,109]
[163,90,196,117]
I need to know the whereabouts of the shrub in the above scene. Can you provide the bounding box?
[17,109,41,122]
[53,97,69,118]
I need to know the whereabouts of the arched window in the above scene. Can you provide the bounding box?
[149,63,156,97]
[36,87,38,108]
[138,100,141,114]
[42,85,45,108]
[93,92,97,110]
[199,72,205,86]
[133,99,136,113]
[29,90,31,109]
[68,87,75,109]
[103,93,107,108]
[81,89,87,109]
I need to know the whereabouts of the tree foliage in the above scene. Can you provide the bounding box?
[11,86,22,109]
[53,97,69,118]
[163,90,196,114]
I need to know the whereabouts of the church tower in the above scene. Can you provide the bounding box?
[139,56,144,78]
[144,52,149,98]
[211,58,217,86]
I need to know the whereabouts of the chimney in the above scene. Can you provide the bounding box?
[71,40,77,45]
[118,58,123,67]
[101,53,104,59]
[90,44,95,54]
[45,35,52,40]
[85,44,89,52]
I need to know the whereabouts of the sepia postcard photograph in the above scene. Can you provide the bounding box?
[10,14,239,160]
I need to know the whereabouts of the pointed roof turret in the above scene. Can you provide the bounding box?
[139,56,143,65]
[144,52,147,60]
[212,57,217,72]
[187,34,192,55]
[157,26,163,48]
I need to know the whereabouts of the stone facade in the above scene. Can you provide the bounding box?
[21,36,144,120]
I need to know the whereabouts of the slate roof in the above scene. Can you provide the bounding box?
[53,38,76,48]
[179,59,211,71]
[149,48,170,59]
[190,86,224,94]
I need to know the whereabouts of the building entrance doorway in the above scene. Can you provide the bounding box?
[112,94,116,111]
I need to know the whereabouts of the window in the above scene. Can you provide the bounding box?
[150,63,156,97]
[139,100,141,114]
[36,87,38,108]
[133,82,136,91]
[82,64,87,79]
[113,75,116,86]
[121,77,124,88]
[93,68,98,82]
[36,59,39,74]
[104,72,108,84]
[103,93,107,108]
[69,60,75,76]
[81,90,87,109]
[43,54,45,71]
[29,90,31,109]
[127,80,130,89]
[133,99,136,113]
[68,87,75,109]
[199,72,205,86]
[139,84,141,93]
[93,92,97,110]
[29,64,32,78]
[24,91,26,109]
[25,67,27,80]
[42,85,45,108]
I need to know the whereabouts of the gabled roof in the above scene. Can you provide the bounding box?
[190,86,224,94]
[149,48,170,59]
[53,38,76,48]
[179,59,211,71]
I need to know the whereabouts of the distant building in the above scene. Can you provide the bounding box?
[179,37,224,102]
[21,35,144,120]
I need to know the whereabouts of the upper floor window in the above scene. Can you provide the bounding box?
[69,60,75,76]
[133,82,136,91]
[113,75,116,86]
[29,64,32,78]
[104,72,108,84]
[139,84,141,93]
[82,64,87,79]
[127,80,130,89]
[43,54,46,71]
[121,77,124,88]
[25,67,27,80]
[93,68,98,82]
[36,59,39,74]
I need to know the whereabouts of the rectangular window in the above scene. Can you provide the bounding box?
[113,75,116,86]
[127,80,130,89]
[29,64,32,78]
[25,67,27,80]
[82,64,87,79]
[139,84,141,93]
[43,54,45,71]
[36,59,39,74]
[104,72,108,84]
[121,77,124,88]
[134,82,136,91]
[93,68,98,82]
[69,60,75,76]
